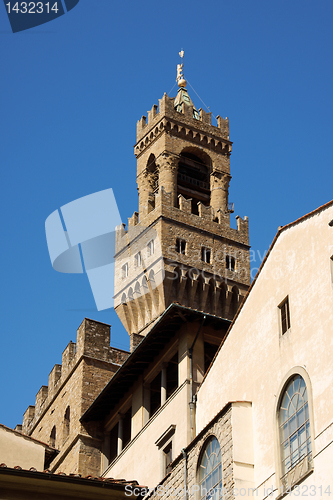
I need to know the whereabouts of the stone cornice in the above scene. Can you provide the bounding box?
[134,115,232,159]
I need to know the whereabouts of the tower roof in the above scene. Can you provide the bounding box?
[174,86,199,120]
[175,50,199,119]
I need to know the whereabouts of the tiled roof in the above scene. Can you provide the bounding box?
[0,463,146,490]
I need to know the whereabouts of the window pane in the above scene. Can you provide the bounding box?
[289,414,297,435]
[212,466,218,486]
[307,438,312,455]
[306,421,311,439]
[279,407,288,425]
[290,433,298,454]
[291,394,299,413]
[287,382,295,403]
[211,454,217,468]
[211,439,216,454]
[280,422,288,442]
[299,442,307,460]
[296,394,304,411]
[291,449,299,467]
[297,407,305,428]
[199,437,222,500]
[294,376,301,393]
[298,425,306,446]
[281,439,289,460]
[206,473,212,491]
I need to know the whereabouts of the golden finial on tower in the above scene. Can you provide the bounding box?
[176,49,187,88]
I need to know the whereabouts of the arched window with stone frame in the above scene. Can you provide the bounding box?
[197,435,223,500]
[278,372,314,490]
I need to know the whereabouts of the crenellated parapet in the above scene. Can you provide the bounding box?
[135,92,231,159]
[21,318,130,437]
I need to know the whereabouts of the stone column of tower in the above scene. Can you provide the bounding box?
[156,153,178,207]
[114,62,251,350]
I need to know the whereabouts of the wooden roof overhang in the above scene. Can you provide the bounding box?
[81,304,230,423]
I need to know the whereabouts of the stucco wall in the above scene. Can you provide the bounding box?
[104,381,190,488]
[0,426,45,470]
[196,203,333,493]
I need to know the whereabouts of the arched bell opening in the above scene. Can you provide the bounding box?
[177,149,211,215]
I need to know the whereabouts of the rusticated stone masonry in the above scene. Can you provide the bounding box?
[146,404,234,500]
[21,318,129,477]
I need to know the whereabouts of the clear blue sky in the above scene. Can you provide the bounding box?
[1,0,333,429]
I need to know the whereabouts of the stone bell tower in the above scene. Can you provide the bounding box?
[114,55,251,350]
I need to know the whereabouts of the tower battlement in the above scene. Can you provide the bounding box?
[136,93,230,145]
[21,319,129,438]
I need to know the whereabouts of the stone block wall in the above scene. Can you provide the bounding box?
[20,318,130,476]
[147,404,234,500]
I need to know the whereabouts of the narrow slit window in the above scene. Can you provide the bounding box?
[122,263,129,279]
[201,247,211,263]
[50,426,56,448]
[164,442,173,475]
[135,252,142,267]
[279,297,291,334]
[176,238,186,255]
[147,239,154,257]
[226,255,235,271]
[63,406,70,442]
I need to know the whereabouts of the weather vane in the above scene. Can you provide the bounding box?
[176,49,186,87]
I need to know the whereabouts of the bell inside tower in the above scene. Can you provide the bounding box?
[177,151,210,215]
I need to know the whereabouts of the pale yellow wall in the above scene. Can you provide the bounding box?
[231,402,255,495]
[197,203,333,493]
[0,426,45,470]
[103,381,190,488]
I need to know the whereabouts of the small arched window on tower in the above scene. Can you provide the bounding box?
[63,406,70,442]
[226,255,235,271]
[177,151,210,215]
[50,425,56,448]
[198,436,223,500]
[279,374,313,488]
[146,154,159,212]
